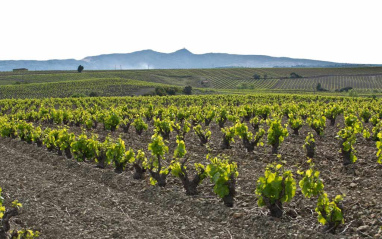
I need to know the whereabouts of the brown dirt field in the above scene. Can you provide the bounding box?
[0,118,381,238]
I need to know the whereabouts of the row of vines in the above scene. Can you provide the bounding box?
[0,94,381,236]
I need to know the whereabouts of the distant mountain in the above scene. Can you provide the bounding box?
[0,49,374,71]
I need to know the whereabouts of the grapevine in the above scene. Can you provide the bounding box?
[255,163,296,218]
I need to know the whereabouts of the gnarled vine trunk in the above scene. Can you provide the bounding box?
[268,201,283,218]
[222,174,236,207]
[149,171,170,187]
[136,129,143,135]
[133,164,146,180]
[160,131,171,140]
[148,155,170,187]
[262,178,286,218]
[220,137,231,150]
[179,174,202,195]
[122,123,131,133]
[243,115,251,122]
[330,118,336,126]
[218,119,227,128]
[65,147,72,159]
[322,222,339,234]
[252,124,259,132]
[271,142,280,154]
[341,148,352,166]
[114,161,126,174]
[96,151,107,169]
[305,143,315,158]
[0,208,19,239]
[319,208,341,234]
[178,159,204,195]
[243,138,255,152]
[204,118,212,126]
[197,135,209,146]
[35,139,42,147]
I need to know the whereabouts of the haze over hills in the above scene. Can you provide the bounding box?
[0,49,376,71]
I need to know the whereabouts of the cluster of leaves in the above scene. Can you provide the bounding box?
[205,155,238,204]
[336,127,358,164]
[324,105,343,125]
[215,108,228,128]
[56,128,75,151]
[255,162,296,218]
[303,132,316,157]
[234,122,265,152]
[107,138,128,173]
[370,114,380,126]
[144,104,155,122]
[297,159,324,198]
[173,121,190,141]
[0,118,17,138]
[193,124,211,146]
[266,118,288,153]
[221,126,236,149]
[298,159,344,233]
[132,117,148,135]
[315,193,345,232]
[0,188,4,219]
[147,135,171,186]
[42,128,60,151]
[170,139,188,175]
[153,117,173,139]
[249,116,262,132]
[336,114,363,164]
[371,121,382,141]
[204,108,216,126]
[258,105,271,120]
[360,107,372,123]
[377,132,382,164]
[71,134,96,162]
[288,114,303,134]
[170,139,207,195]
[126,149,147,179]
[307,115,326,136]
[16,121,35,143]
[103,111,121,131]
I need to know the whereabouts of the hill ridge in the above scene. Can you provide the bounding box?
[2,49,377,71]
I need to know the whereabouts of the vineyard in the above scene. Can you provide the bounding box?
[0,94,381,238]
[0,78,172,99]
[272,75,382,92]
[1,67,382,99]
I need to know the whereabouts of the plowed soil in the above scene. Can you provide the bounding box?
[0,119,381,238]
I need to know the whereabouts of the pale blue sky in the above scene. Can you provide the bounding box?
[0,0,381,64]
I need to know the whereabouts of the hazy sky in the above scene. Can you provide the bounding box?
[1,0,381,64]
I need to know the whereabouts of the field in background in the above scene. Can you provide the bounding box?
[0,78,167,99]
[1,67,382,98]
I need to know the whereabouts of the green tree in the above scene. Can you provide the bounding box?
[316,83,322,91]
[183,86,192,95]
[290,72,302,78]
[77,65,84,73]
[155,87,167,96]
